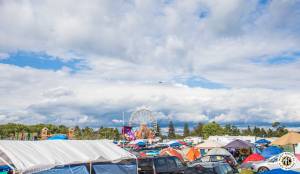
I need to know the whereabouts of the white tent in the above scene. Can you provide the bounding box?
[195,140,223,149]
[206,147,232,156]
[0,140,136,173]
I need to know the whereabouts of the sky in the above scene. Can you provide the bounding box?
[0,0,300,128]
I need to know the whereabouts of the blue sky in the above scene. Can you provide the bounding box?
[0,0,300,128]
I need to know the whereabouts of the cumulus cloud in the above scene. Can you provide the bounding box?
[0,0,300,126]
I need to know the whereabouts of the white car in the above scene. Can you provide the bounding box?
[252,154,300,173]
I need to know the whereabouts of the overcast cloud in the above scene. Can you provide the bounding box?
[0,0,300,127]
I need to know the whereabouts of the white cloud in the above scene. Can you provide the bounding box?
[0,0,300,126]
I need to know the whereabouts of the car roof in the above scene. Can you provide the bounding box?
[194,161,229,167]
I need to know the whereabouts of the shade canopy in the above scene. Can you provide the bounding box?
[243,153,265,163]
[0,140,136,173]
[272,132,300,146]
[195,140,223,149]
[224,139,254,149]
[261,146,283,159]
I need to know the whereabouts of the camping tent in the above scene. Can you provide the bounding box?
[206,148,232,156]
[0,140,136,173]
[186,147,200,161]
[243,153,265,163]
[196,140,223,149]
[160,147,184,161]
[167,140,182,147]
[47,134,68,140]
[224,139,254,149]
[261,146,283,159]
[255,139,271,145]
[261,169,300,174]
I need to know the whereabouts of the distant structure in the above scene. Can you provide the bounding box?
[67,128,75,139]
[41,127,49,140]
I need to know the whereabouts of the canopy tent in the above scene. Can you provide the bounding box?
[195,140,223,149]
[160,147,184,161]
[47,134,68,140]
[255,139,271,145]
[186,147,200,161]
[0,140,136,173]
[261,146,283,159]
[242,153,265,163]
[271,132,300,154]
[261,169,300,174]
[224,139,254,149]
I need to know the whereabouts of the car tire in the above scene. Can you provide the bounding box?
[258,167,269,173]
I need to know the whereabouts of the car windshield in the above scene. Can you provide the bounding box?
[267,156,278,162]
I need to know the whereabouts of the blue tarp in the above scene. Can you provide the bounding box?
[262,169,300,174]
[47,134,68,140]
[93,164,137,174]
[256,139,271,144]
[261,146,283,159]
[34,165,89,174]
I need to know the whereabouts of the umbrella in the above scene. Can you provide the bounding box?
[243,153,265,163]
[195,140,223,149]
[224,139,254,149]
[256,139,271,145]
[271,132,300,154]
[261,146,283,159]
[160,147,184,161]
[261,169,300,174]
[186,147,200,161]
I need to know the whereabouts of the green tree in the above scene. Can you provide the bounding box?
[202,122,223,138]
[168,121,176,139]
[155,123,162,137]
[183,123,190,137]
[191,122,204,137]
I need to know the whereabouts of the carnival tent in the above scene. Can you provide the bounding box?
[224,139,254,149]
[195,140,223,149]
[242,153,265,163]
[261,146,283,159]
[0,140,136,173]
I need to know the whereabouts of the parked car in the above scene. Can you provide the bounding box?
[189,155,238,172]
[185,161,234,174]
[137,156,186,174]
[252,154,300,173]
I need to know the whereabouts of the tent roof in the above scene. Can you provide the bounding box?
[0,140,136,173]
[224,139,254,149]
[195,140,223,149]
[255,139,271,144]
[271,132,300,146]
[261,146,283,159]
[261,169,300,174]
[206,148,232,156]
[243,153,265,163]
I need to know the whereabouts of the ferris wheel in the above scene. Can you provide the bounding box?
[129,109,157,132]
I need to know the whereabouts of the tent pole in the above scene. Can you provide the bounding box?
[90,161,92,174]
[293,144,296,154]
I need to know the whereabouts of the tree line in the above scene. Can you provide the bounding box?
[0,121,289,140]
[167,121,289,139]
